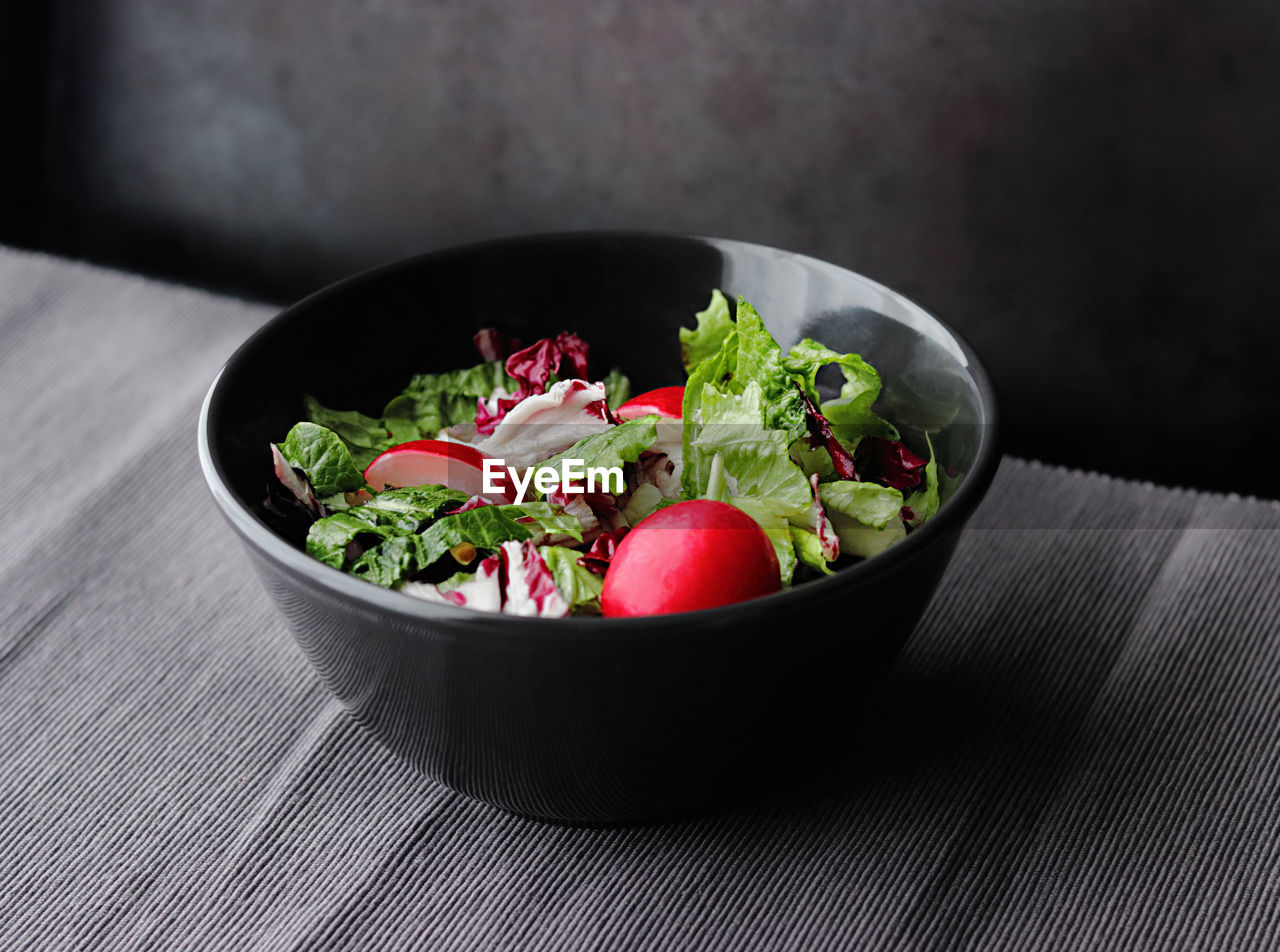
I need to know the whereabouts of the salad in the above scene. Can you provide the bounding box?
[262,292,942,617]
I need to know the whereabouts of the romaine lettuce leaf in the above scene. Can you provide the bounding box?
[687,383,812,516]
[782,338,898,444]
[278,422,369,497]
[782,338,877,405]
[534,416,660,490]
[382,360,514,440]
[361,485,471,522]
[679,289,735,372]
[302,395,393,470]
[733,299,808,440]
[728,495,798,586]
[789,439,836,481]
[819,480,907,559]
[306,508,401,569]
[818,480,904,529]
[681,296,814,501]
[790,526,835,576]
[602,367,632,411]
[903,432,940,526]
[305,485,468,569]
[512,500,585,542]
[824,516,906,559]
[350,533,428,587]
[305,485,582,588]
[413,504,536,570]
[681,339,733,495]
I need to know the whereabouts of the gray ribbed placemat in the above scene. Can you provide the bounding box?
[2,245,1279,951]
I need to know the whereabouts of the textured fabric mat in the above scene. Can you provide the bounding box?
[2,245,1279,950]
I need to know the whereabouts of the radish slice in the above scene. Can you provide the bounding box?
[616,386,684,420]
[363,439,517,503]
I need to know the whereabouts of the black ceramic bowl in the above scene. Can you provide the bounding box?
[198,233,999,824]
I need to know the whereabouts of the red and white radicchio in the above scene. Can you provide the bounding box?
[475,379,613,468]
[402,552,503,612]
[808,473,841,561]
[500,540,570,617]
[401,540,568,617]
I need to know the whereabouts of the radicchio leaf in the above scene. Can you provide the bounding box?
[857,436,928,490]
[449,495,493,514]
[500,540,570,617]
[474,379,613,468]
[473,392,521,437]
[505,331,591,400]
[270,443,324,517]
[807,473,841,561]
[577,527,629,575]
[402,553,503,611]
[473,328,523,363]
[796,385,858,481]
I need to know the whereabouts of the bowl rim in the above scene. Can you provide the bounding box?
[197,230,1000,634]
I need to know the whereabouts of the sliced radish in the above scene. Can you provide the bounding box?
[616,385,684,420]
[363,439,517,503]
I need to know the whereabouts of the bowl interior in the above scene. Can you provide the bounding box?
[206,232,993,539]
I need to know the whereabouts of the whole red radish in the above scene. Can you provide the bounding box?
[364,440,517,503]
[616,386,684,421]
[600,499,780,617]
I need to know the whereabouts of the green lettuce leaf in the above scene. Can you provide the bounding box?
[305,485,469,569]
[903,432,940,526]
[681,296,813,501]
[681,337,735,495]
[687,383,811,516]
[511,501,584,542]
[602,367,632,411]
[349,534,430,587]
[789,439,837,481]
[733,299,808,440]
[278,422,369,497]
[426,568,479,599]
[538,545,604,613]
[302,395,393,470]
[414,504,537,571]
[728,495,797,586]
[382,360,514,440]
[818,480,904,529]
[782,338,877,405]
[306,508,402,569]
[819,480,906,559]
[679,289,735,372]
[782,338,897,444]
[306,486,581,588]
[790,526,835,576]
[534,416,660,494]
[361,485,471,522]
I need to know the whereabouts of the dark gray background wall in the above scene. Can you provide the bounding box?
[9,1,1279,496]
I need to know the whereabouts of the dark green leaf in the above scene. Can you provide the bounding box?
[382,360,514,439]
[303,395,393,470]
[279,422,368,497]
